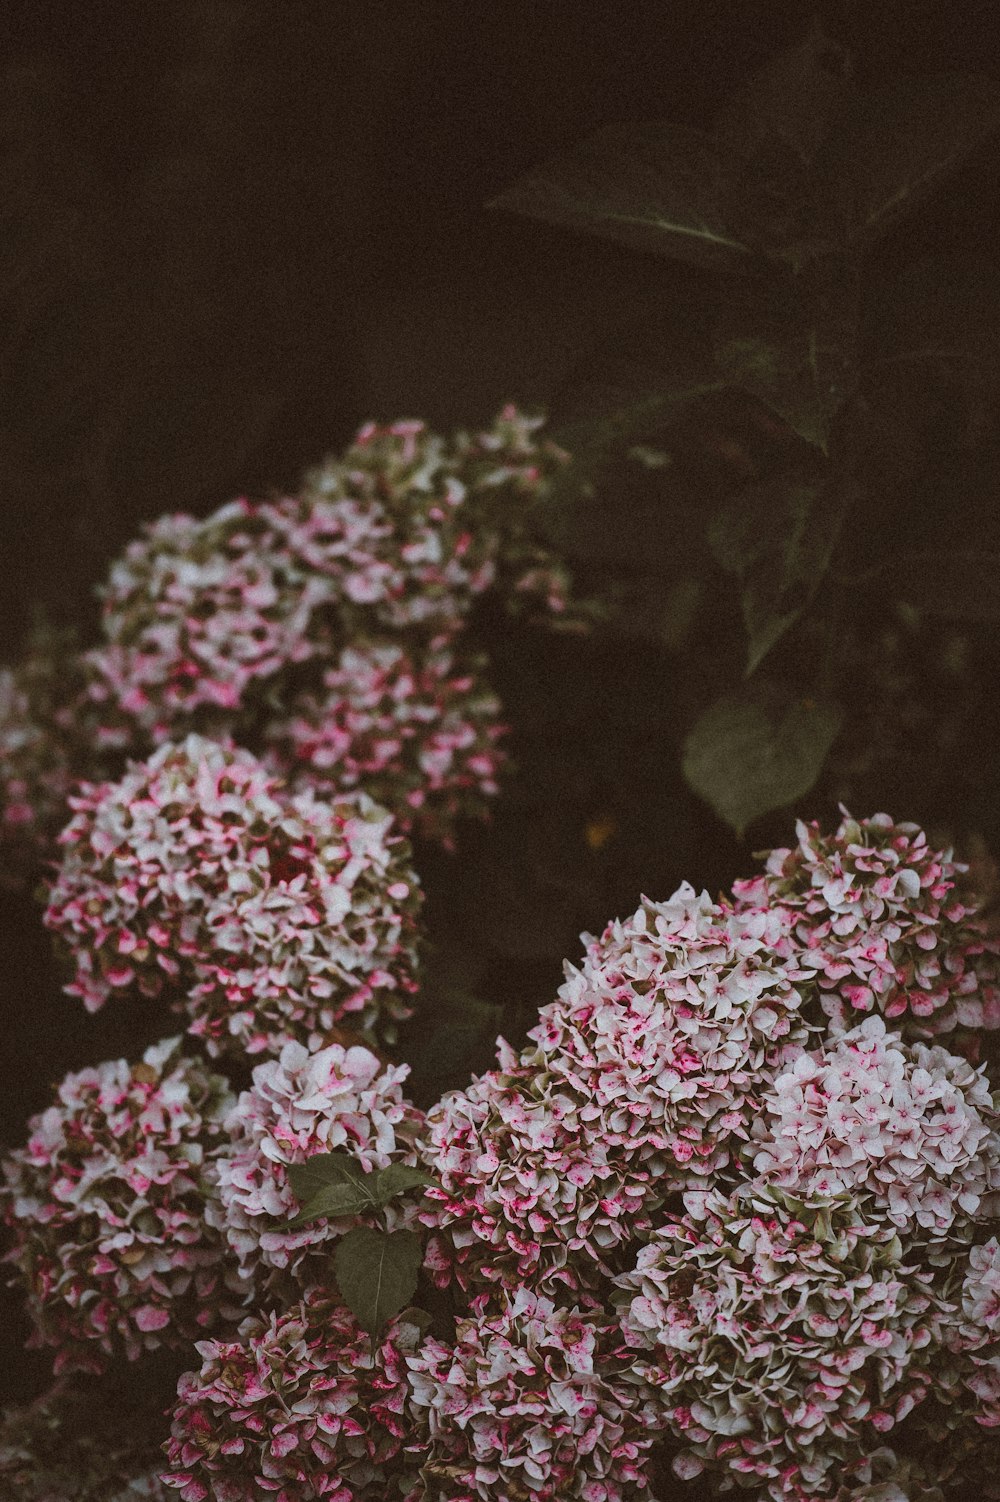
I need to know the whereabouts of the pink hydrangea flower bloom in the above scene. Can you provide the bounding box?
[261,637,506,846]
[86,407,569,752]
[406,1287,652,1502]
[750,1016,1000,1251]
[163,1289,422,1502]
[84,502,335,745]
[0,1037,246,1374]
[43,735,422,1055]
[422,883,814,1294]
[733,810,1000,1037]
[614,1184,947,1502]
[210,1038,425,1286]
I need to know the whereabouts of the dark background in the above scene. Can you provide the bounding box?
[2,0,1000,1415]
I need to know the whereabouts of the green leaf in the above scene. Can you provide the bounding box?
[682,684,842,835]
[819,73,1000,249]
[334,1227,423,1339]
[713,261,860,450]
[491,122,755,272]
[373,1164,438,1207]
[708,473,852,674]
[713,23,855,166]
[286,1151,380,1228]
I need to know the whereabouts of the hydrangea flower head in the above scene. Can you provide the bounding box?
[84,502,336,744]
[43,735,421,1055]
[406,1287,652,1502]
[614,1184,947,1501]
[750,1016,1000,1251]
[0,1037,244,1373]
[262,637,506,845]
[211,1038,425,1286]
[733,810,1000,1037]
[423,883,814,1292]
[87,407,570,753]
[163,1288,422,1502]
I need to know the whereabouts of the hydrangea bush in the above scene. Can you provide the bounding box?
[2,398,1000,1499]
[5,796,999,1500]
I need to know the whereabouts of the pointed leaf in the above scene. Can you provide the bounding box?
[287,1151,375,1202]
[286,1151,380,1227]
[713,23,855,165]
[491,122,755,272]
[708,473,852,673]
[287,1183,376,1229]
[373,1164,439,1207]
[713,262,860,449]
[682,684,841,835]
[820,74,1000,249]
[334,1227,423,1338]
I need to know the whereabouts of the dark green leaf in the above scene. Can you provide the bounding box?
[819,74,1000,249]
[334,1227,423,1338]
[286,1151,380,1227]
[287,1151,371,1201]
[373,1164,438,1207]
[713,262,860,450]
[550,379,726,483]
[682,684,842,835]
[491,122,755,272]
[708,473,852,673]
[714,23,855,165]
[287,1184,377,1229]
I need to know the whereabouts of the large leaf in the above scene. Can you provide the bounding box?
[713,24,855,166]
[682,684,842,835]
[491,122,755,272]
[820,74,1000,249]
[708,472,852,673]
[713,261,860,450]
[334,1226,423,1339]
